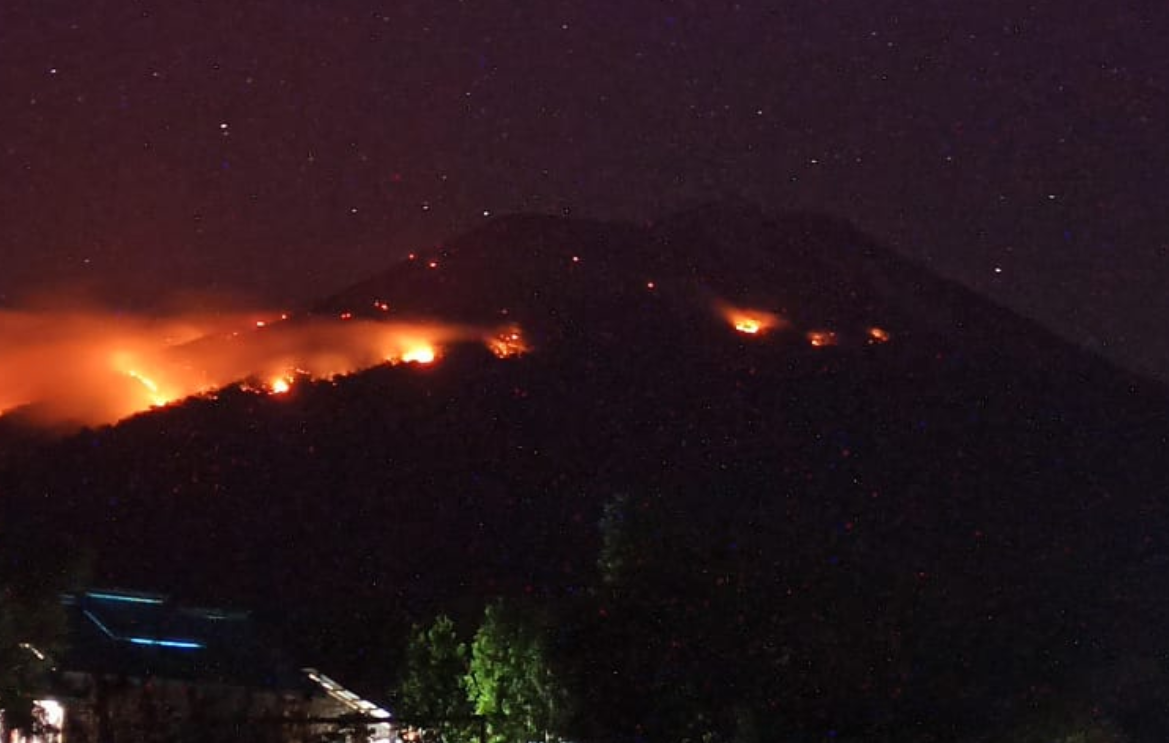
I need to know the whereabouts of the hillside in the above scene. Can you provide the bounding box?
[3,204,1168,738]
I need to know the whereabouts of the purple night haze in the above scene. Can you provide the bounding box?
[1,0,1165,378]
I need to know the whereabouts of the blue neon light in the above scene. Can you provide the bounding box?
[127,637,205,650]
[84,608,204,650]
[86,591,164,605]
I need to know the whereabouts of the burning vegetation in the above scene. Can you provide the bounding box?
[486,326,527,359]
[713,300,893,351]
[806,330,839,348]
[268,375,294,395]
[0,308,525,427]
[717,303,785,337]
[0,286,891,428]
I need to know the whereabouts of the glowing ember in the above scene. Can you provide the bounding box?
[486,326,527,358]
[807,330,838,348]
[867,326,891,344]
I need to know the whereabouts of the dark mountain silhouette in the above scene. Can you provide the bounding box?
[3,204,1168,737]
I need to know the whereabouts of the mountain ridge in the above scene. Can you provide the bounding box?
[2,204,1168,735]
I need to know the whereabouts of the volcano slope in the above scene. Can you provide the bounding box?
[3,203,1169,739]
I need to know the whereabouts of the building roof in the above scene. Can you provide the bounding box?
[59,589,315,692]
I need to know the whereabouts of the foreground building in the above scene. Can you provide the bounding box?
[2,589,394,743]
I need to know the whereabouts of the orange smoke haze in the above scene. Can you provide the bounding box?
[0,309,522,427]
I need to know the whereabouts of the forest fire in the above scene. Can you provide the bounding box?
[125,370,172,407]
[867,326,891,344]
[0,308,512,427]
[486,326,527,358]
[269,376,293,394]
[807,330,838,348]
[717,303,783,337]
[734,318,762,334]
[400,345,437,364]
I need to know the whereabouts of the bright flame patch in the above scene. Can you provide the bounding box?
[401,345,437,364]
[717,303,783,337]
[734,318,763,335]
[269,376,293,394]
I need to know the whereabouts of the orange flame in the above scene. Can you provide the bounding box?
[400,345,437,364]
[734,318,763,335]
[0,308,518,426]
[269,375,293,394]
[124,369,174,407]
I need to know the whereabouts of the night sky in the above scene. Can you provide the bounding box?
[1,1,1165,379]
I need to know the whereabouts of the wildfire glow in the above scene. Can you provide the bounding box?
[0,308,514,427]
[716,303,784,337]
[734,319,762,334]
[807,330,838,348]
[400,345,436,364]
[486,326,527,359]
[867,326,891,344]
[269,376,292,394]
[126,370,159,394]
[125,369,173,407]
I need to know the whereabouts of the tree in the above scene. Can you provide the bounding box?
[0,527,86,737]
[396,614,476,742]
[596,493,634,588]
[0,584,67,733]
[464,601,570,743]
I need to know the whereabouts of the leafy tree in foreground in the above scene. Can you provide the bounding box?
[395,614,476,743]
[0,583,68,732]
[465,601,571,743]
[0,528,87,736]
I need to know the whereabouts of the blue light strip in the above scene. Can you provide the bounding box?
[86,591,164,605]
[83,609,117,638]
[127,637,205,650]
[84,607,204,650]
